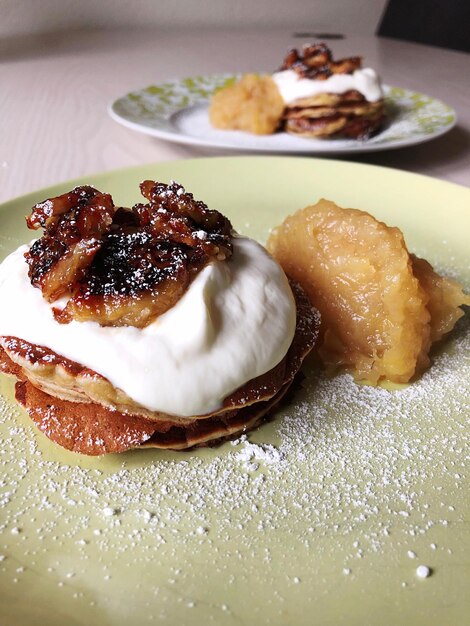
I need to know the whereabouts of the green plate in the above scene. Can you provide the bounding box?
[109,75,456,154]
[0,157,469,626]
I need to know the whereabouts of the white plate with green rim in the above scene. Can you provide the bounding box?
[0,156,469,626]
[109,75,456,154]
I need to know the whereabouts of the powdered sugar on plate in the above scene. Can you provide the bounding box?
[0,308,468,621]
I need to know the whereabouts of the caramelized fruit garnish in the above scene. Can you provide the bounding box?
[279,43,362,80]
[268,199,470,384]
[25,186,115,301]
[25,181,233,328]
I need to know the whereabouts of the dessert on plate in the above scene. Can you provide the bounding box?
[268,199,470,384]
[274,44,385,139]
[210,43,385,139]
[0,182,319,455]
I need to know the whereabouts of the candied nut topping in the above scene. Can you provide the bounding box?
[279,42,362,80]
[25,181,233,328]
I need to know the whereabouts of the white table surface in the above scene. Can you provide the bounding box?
[1,28,469,203]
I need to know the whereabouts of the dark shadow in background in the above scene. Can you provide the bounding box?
[377,0,470,53]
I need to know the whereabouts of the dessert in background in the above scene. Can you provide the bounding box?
[274,43,385,139]
[0,182,319,455]
[210,43,385,140]
[268,199,469,384]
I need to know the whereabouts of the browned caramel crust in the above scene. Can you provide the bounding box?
[279,43,362,80]
[25,186,116,301]
[14,381,161,455]
[25,182,233,328]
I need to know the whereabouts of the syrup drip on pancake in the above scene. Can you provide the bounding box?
[25,181,233,328]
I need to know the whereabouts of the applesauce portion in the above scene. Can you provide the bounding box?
[411,255,470,343]
[209,75,284,135]
[268,199,469,384]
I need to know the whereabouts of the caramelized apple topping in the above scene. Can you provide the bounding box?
[25,186,115,301]
[279,43,362,80]
[25,181,233,328]
[139,180,232,261]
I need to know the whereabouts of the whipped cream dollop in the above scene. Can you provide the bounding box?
[0,237,296,417]
[272,68,383,104]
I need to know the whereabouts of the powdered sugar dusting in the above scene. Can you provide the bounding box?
[235,437,282,466]
[0,311,468,621]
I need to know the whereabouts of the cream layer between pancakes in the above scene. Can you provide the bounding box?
[0,236,296,418]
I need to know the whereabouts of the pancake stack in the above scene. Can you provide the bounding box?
[280,44,386,140]
[0,183,320,455]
